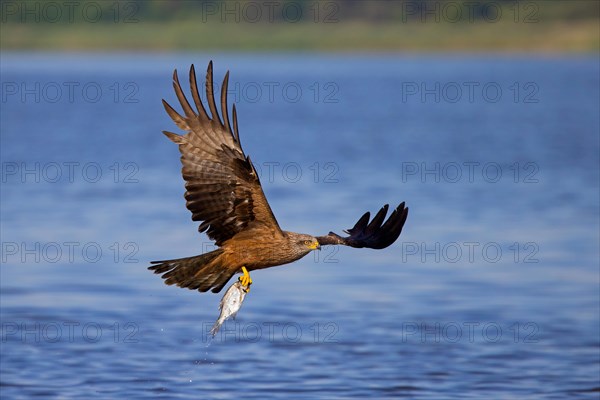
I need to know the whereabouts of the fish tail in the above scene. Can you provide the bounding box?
[210,318,224,336]
[149,249,235,293]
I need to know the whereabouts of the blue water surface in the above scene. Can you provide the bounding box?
[1,53,599,398]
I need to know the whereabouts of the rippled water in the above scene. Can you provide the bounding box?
[1,53,598,398]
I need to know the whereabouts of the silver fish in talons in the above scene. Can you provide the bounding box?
[210,281,249,336]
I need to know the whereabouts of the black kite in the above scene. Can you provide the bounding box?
[149,62,408,293]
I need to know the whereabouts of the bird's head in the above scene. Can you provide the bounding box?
[292,233,321,252]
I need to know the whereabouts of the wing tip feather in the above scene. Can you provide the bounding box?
[163,130,184,144]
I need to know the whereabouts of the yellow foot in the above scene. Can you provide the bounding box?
[238,266,252,290]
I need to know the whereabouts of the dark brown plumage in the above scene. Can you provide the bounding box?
[149,62,409,293]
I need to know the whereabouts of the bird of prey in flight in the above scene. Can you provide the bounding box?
[149,62,408,293]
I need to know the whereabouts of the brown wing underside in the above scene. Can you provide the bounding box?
[162,62,284,246]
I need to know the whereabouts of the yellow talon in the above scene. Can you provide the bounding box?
[238,266,252,290]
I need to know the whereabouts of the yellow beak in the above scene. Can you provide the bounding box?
[308,241,321,250]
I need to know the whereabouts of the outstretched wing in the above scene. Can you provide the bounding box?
[162,62,284,246]
[316,202,408,249]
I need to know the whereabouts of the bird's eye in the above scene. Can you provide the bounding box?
[304,240,312,245]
